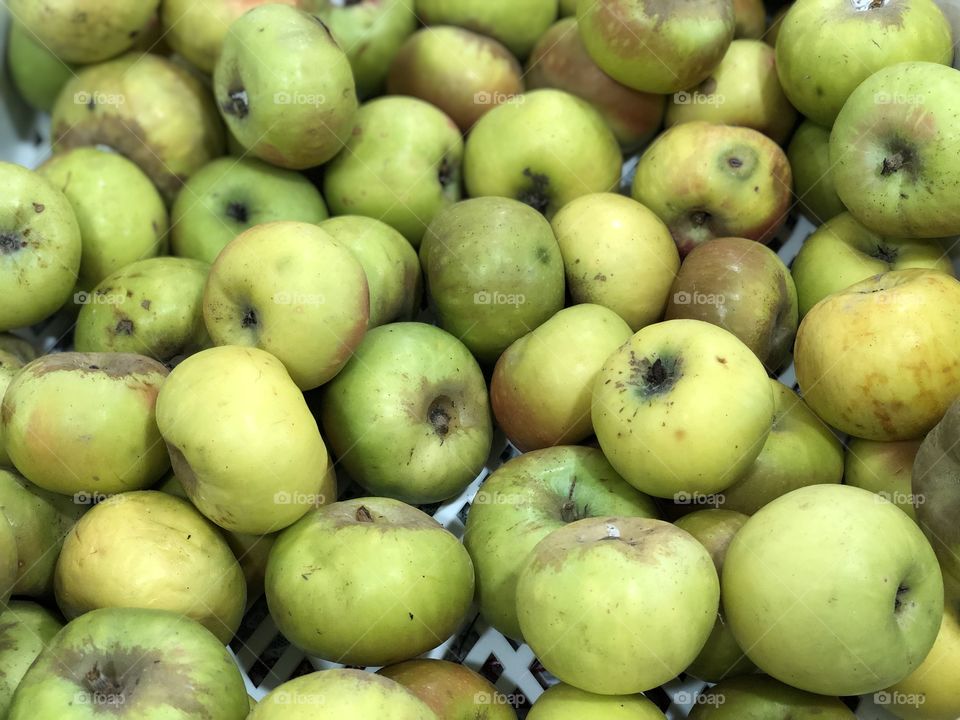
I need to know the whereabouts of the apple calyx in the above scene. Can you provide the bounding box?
[221,88,249,120]
[517,168,552,215]
[240,308,258,330]
[626,353,682,399]
[894,583,910,612]
[0,232,26,254]
[225,201,249,224]
[880,143,917,179]
[427,396,456,443]
[84,662,125,705]
[870,244,897,263]
[356,505,374,523]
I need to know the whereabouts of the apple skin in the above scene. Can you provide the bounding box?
[203,221,369,390]
[516,516,720,694]
[934,0,960,68]
[686,675,856,719]
[0,515,14,606]
[266,497,474,666]
[0,352,24,467]
[320,322,493,504]
[560,0,578,13]
[791,212,954,317]
[831,62,960,238]
[525,19,665,152]
[632,122,792,256]
[776,0,952,127]
[492,304,633,451]
[378,660,517,720]
[0,336,36,364]
[723,484,944,696]
[6,21,75,112]
[666,40,797,146]
[795,269,960,441]
[717,379,844,515]
[0,162,82,332]
[415,0,558,58]
[388,27,524,132]
[845,438,922,521]
[8,607,249,720]
[0,602,63,717]
[527,683,666,719]
[665,237,798,373]
[463,446,658,640]
[787,120,846,224]
[593,319,775,498]
[463,90,623,218]
[733,0,766,37]
[577,0,735,94]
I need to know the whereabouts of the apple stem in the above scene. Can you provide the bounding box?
[356,505,374,523]
[85,663,123,698]
[881,152,906,176]
[560,479,581,522]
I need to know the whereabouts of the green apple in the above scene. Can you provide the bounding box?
[593,319,775,498]
[0,352,24,468]
[526,19,665,152]
[632,122,792,256]
[517,516,719,693]
[776,0,952,127]
[156,346,330,535]
[665,237,798,372]
[323,96,463,247]
[214,4,357,169]
[795,269,960,440]
[717,379,844,515]
[528,683,666,719]
[666,40,797,145]
[464,90,622,217]
[55,491,245,643]
[464,446,658,640]
[831,62,960,237]
[787,120,846,224]
[723,484,944,695]
[686,675,857,719]
[560,0,578,13]
[203,221,369,390]
[420,197,565,364]
[38,148,168,292]
[379,660,517,720]
[577,0,735,93]
[0,468,86,597]
[551,193,680,331]
[416,0,558,58]
[2,353,169,496]
[0,335,36,363]
[8,607,249,720]
[0,602,63,717]
[171,157,328,264]
[846,438,923,521]
[320,322,492,504]
[266,497,474,665]
[388,26,524,132]
[317,216,421,328]
[6,22,74,112]
[792,212,953,317]
[733,0,767,37]
[491,304,633,450]
[250,669,439,720]
[0,513,14,605]
[0,162,81,332]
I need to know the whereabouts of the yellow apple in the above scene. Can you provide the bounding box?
[528,683,666,719]
[845,438,922,521]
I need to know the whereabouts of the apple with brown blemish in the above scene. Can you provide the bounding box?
[527,683,667,719]
[632,122,792,257]
[0,602,62,717]
[0,353,24,468]
[379,660,517,720]
[687,675,857,719]
[845,437,922,520]
[787,120,846,224]
[415,0,558,58]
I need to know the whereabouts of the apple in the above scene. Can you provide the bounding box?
[787,120,846,224]
[250,669,438,720]
[686,675,857,719]
[831,61,960,238]
[717,379,844,514]
[0,352,24,468]
[632,122,792,256]
[593,319,775,498]
[577,0,735,94]
[320,322,492,504]
[935,0,960,68]
[528,683,666,719]
[795,269,960,441]
[55,491,246,643]
[379,659,517,720]
[8,607,249,720]
[550,193,680,331]
[791,212,954,317]
[0,335,36,364]
[464,90,622,218]
[665,237,798,372]
[0,162,82,332]
[0,602,63,717]
[0,513,14,605]
[665,40,797,145]
[516,516,719,694]
[323,96,463,247]
[491,304,633,450]
[846,438,923,521]
[171,157,328,265]
[203,221,369,390]
[776,0,952,127]
[6,22,75,112]
[214,4,357,169]
[525,19,665,152]
[733,0,766,38]
[2,353,169,496]
[464,446,658,640]
[723,484,944,695]
[415,0,558,58]
[420,196,565,364]
[388,27,524,132]
[51,53,225,201]
[266,497,474,665]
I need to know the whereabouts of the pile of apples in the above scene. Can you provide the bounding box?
[2,0,960,718]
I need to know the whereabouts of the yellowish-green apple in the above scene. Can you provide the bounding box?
[687,675,857,719]
[6,22,74,112]
[0,602,63,717]
[723,484,944,695]
[0,336,35,364]
[845,438,923,521]
[528,683,666,720]
[593,319,775,498]
[795,269,960,440]
[379,660,517,720]
[0,352,24,468]
[0,512,16,606]
[733,0,766,37]
[416,0,558,58]
[787,120,845,224]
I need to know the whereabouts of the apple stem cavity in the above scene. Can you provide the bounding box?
[356,505,374,523]
[85,662,124,702]
[221,88,250,120]
[560,479,584,523]
[880,144,917,179]
[0,232,26,254]
[517,168,552,215]
[625,354,683,399]
[240,308,258,330]
[870,244,898,263]
[894,583,909,612]
[225,201,249,223]
[427,396,455,443]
